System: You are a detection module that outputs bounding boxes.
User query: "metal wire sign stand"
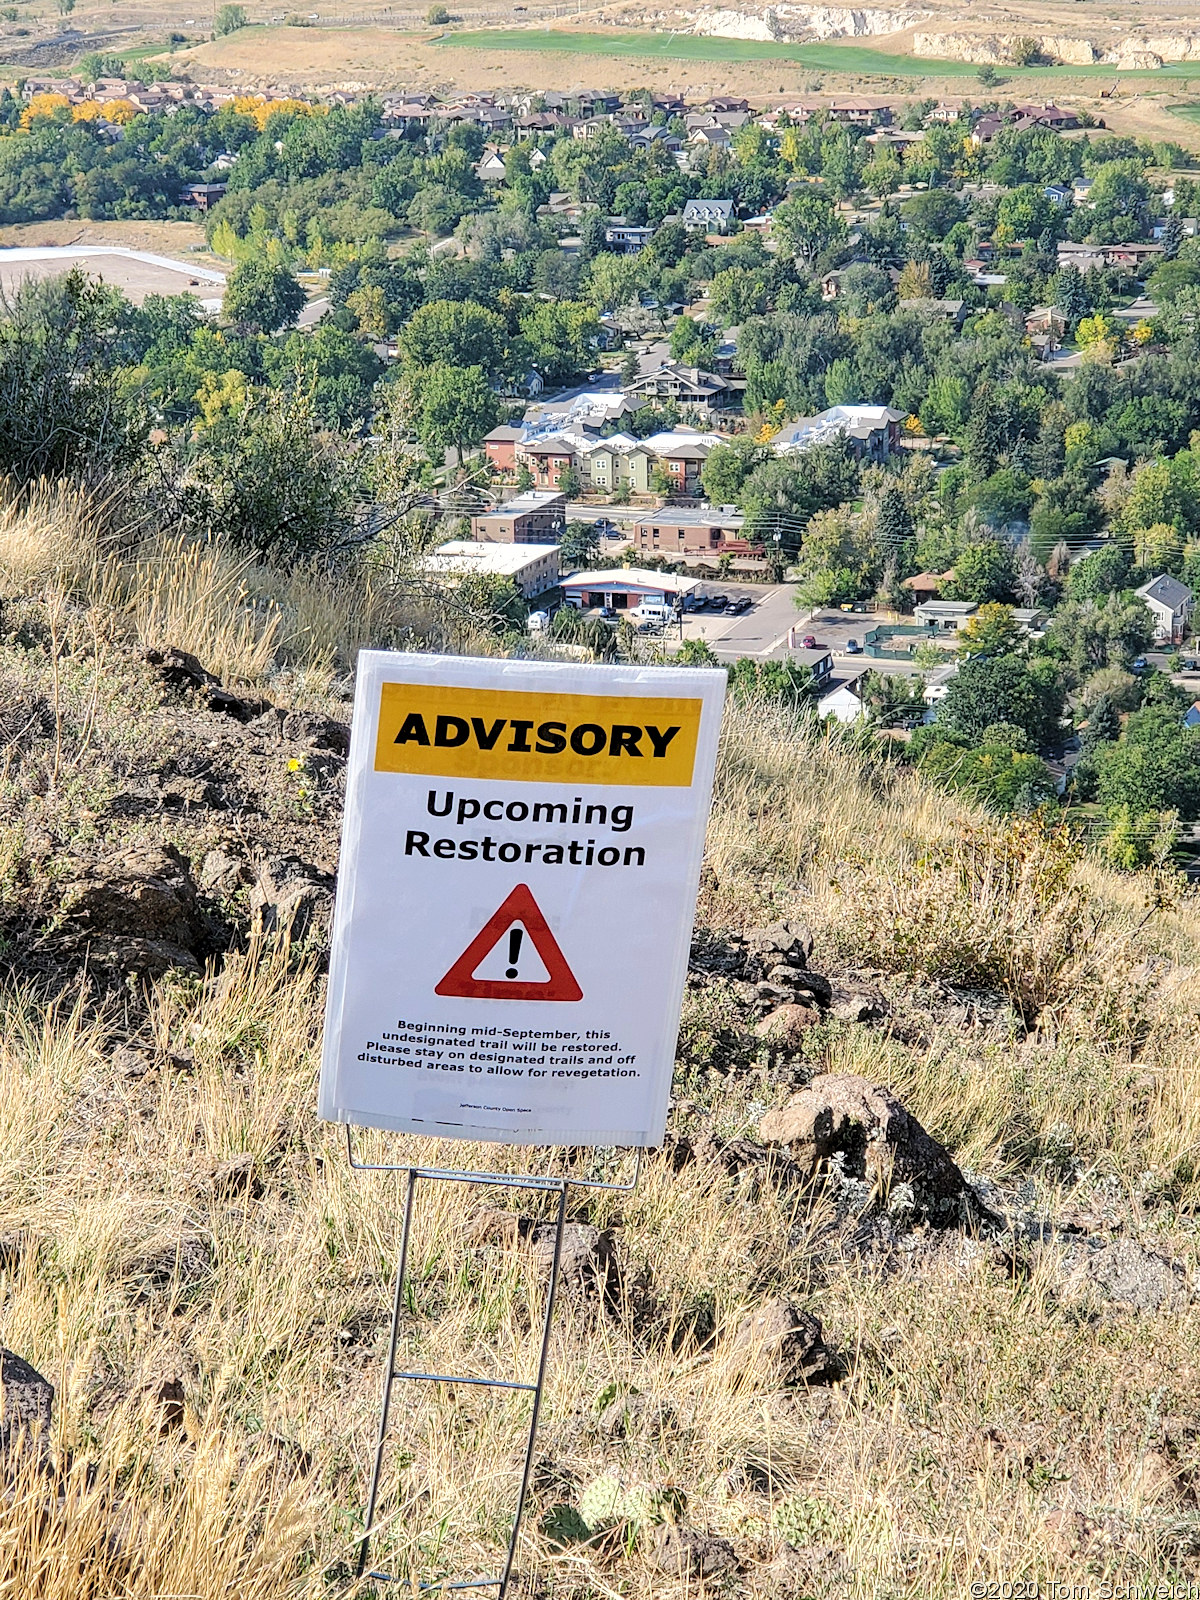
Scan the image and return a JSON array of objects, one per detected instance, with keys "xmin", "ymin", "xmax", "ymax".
[
  {"xmin": 346, "ymin": 1131, "xmax": 643, "ymax": 1593},
  {"xmin": 317, "ymin": 651, "xmax": 726, "ymax": 1597}
]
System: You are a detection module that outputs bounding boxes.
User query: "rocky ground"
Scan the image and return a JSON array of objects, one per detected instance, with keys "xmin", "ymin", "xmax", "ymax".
[{"xmin": 0, "ymin": 576, "xmax": 1198, "ymax": 1596}]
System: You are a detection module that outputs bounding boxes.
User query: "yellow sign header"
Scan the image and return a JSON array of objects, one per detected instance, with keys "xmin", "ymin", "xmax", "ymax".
[{"xmin": 374, "ymin": 682, "xmax": 702, "ymax": 787}]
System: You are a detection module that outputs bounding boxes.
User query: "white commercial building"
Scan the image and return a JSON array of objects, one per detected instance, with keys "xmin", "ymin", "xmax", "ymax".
[
  {"xmin": 423, "ymin": 541, "xmax": 561, "ymax": 599},
  {"xmin": 561, "ymin": 567, "xmax": 701, "ymax": 611},
  {"xmin": 914, "ymin": 600, "xmax": 978, "ymax": 633}
]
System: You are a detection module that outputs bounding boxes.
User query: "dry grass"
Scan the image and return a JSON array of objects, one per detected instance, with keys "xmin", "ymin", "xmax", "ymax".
[
  {"xmin": 0, "ymin": 496, "xmax": 1198, "ymax": 1595},
  {"xmin": 0, "ymin": 482, "xmax": 434, "ymax": 687}
]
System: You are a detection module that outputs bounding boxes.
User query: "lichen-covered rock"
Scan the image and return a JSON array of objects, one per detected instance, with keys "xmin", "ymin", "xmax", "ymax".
[{"xmin": 759, "ymin": 1073, "xmax": 982, "ymax": 1227}]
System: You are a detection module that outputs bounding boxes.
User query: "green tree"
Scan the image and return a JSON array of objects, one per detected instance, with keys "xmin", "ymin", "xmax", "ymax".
[
  {"xmin": 1067, "ymin": 545, "xmax": 1130, "ymax": 602},
  {"xmin": 1101, "ymin": 805, "xmax": 1180, "ymax": 870},
  {"xmin": 677, "ymin": 637, "xmax": 719, "ymax": 666},
  {"xmin": 945, "ymin": 540, "xmax": 1017, "ymax": 604},
  {"xmin": 874, "ymin": 486, "xmax": 913, "ymax": 556},
  {"xmin": 407, "ymin": 185, "xmax": 468, "ymax": 236},
  {"xmin": 404, "ymin": 362, "xmax": 499, "ymax": 462},
  {"xmin": 964, "ymin": 386, "xmax": 1004, "ymax": 481},
  {"xmin": 700, "ymin": 437, "xmax": 770, "ymax": 505},
  {"xmin": 772, "ymin": 192, "xmax": 847, "ymax": 270},
  {"xmin": 1094, "ymin": 705, "xmax": 1200, "ymax": 818},
  {"xmin": 182, "ymin": 384, "xmax": 362, "ymax": 559},
  {"xmin": 727, "ymin": 657, "xmax": 813, "ymax": 706},
  {"xmin": 557, "ymin": 464, "xmax": 582, "ymax": 499},
  {"xmin": 214, "ymin": 2, "xmax": 247, "ymax": 32},
  {"xmin": 709, "ymin": 266, "xmax": 770, "ymax": 324},
  {"xmin": 425, "ymin": 2, "xmax": 450, "ymax": 20},
  {"xmin": 560, "ymin": 520, "xmax": 602, "ymax": 569},
  {"xmin": 518, "ymin": 300, "xmax": 599, "ymax": 387},
  {"xmin": 223, "ymin": 259, "xmax": 305, "ymax": 332},
  {"xmin": 1045, "ymin": 595, "xmax": 1155, "ymax": 674},
  {"xmin": 919, "ymin": 735, "xmax": 1058, "ymax": 815},
  {"xmin": 793, "ymin": 505, "xmax": 877, "ymax": 605},
  {"xmin": 399, "ymin": 299, "xmax": 509, "ymax": 377},
  {"xmin": 0, "ymin": 269, "xmax": 147, "ymax": 482},
  {"xmin": 1080, "ymin": 693, "xmax": 1120, "ymax": 750},
  {"xmin": 937, "ymin": 653, "xmax": 1065, "ymax": 749},
  {"xmin": 586, "ymin": 252, "xmax": 645, "ymax": 314},
  {"xmin": 79, "ymin": 50, "xmax": 128, "ymax": 80},
  {"xmin": 1052, "ymin": 265, "xmax": 1088, "ymax": 323}
]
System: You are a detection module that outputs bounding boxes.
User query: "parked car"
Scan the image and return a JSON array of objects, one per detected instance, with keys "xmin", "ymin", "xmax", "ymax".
[
  {"xmin": 800, "ymin": 634, "xmax": 817, "ymax": 649},
  {"xmin": 1132, "ymin": 656, "xmax": 1148, "ymax": 672},
  {"xmin": 845, "ymin": 638, "xmax": 862, "ymax": 654},
  {"xmin": 708, "ymin": 594, "xmax": 729, "ymax": 611},
  {"xmin": 730, "ymin": 595, "xmax": 752, "ymax": 614}
]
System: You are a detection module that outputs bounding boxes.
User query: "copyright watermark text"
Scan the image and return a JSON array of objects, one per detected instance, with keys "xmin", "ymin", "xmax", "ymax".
[{"xmin": 970, "ymin": 1585, "xmax": 1200, "ymax": 1600}]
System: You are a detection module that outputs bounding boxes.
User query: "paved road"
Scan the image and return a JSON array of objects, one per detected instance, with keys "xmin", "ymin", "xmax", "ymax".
[
  {"xmin": 297, "ymin": 296, "xmax": 331, "ymax": 328},
  {"xmin": 686, "ymin": 583, "xmax": 799, "ymax": 660}
]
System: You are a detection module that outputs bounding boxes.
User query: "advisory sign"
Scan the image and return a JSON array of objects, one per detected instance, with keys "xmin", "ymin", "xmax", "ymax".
[{"xmin": 318, "ymin": 651, "xmax": 725, "ymax": 1148}]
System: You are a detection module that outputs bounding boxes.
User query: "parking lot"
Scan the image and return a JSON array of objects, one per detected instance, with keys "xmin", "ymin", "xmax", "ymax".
[
  {"xmin": 796, "ymin": 608, "xmax": 877, "ymax": 656},
  {"xmin": 679, "ymin": 583, "xmax": 790, "ymax": 653}
]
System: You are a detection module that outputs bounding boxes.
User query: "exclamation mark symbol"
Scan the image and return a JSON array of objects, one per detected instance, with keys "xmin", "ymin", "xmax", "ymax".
[{"xmin": 505, "ymin": 928, "xmax": 523, "ymax": 979}]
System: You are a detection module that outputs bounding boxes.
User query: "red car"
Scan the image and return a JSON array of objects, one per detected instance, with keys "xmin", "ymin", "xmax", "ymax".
[{"xmin": 800, "ymin": 635, "xmax": 817, "ymax": 649}]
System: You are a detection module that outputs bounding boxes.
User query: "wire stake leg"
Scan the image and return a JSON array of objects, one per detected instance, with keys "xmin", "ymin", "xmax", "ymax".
[
  {"xmin": 357, "ymin": 1167, "xmax": 418, "ymax": 1580},
  {"xmin": 499, "ymin": 1179, "xmax": 568, "ymax": 1595}
]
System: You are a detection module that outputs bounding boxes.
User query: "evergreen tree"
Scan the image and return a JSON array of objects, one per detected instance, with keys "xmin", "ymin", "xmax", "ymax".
[
  {"xmin": 1081, "ymin": 693, "xmax": 1120, "ymax": 749},
  {"xmin": 965, "ymin": 385, "xmax": 1003, "ymax": 481},
  {"xmin": 927, "ymin": 250, "xmax": 952, "ymax": 297},
  {"xmin": 1033, "ymin": 412, "xmax": 1066, "ymax": 480},
  {"xmin": 1163, "ymin": 211, "xmax": 1184, "ymax": 262},
  {"xmin": 875, "ymin": 485, "xmax": 914, "ymax": 553},
  {"xmin": 1037, "ymin": 226, "xmax": 1056, "ymax": 258},
  {"xmin": 1009, "ymin": 435, "xmax": 1035, "ymax": 478},
  {"xmin": 1052, "ymin": 265, "xmax": 1087, "ymax": 323}
]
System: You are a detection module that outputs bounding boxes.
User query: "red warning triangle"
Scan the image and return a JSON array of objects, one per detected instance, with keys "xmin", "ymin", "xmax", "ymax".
[{"xmin": 435, "ymin": 884, "xmax": 583, "ymax": 1002}]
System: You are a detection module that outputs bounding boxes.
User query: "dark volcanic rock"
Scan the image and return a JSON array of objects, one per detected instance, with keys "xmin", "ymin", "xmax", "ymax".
[
  {"xmin": 529, "ymin": 1222, "xmax": 622, "ymax": 1308},
  {"xmin": 650, "ymin": 1524, "xmax": 738, "ymax": 1579},
  {"xmin": 250, "ymin": 856, "xmax": 335, "ymax": 941},
  {"xmin": 0, "ymin": 1348, "xmax": 53, "ymax": 1459}
]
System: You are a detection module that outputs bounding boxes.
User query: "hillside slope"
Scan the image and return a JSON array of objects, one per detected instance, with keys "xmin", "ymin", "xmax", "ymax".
[{"xmin": 0, "ymin": 493, "xmax": 1198, "ymax": 1597}]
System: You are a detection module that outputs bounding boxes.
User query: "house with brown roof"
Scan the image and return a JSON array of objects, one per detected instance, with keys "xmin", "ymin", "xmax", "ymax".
[{"xmin": 625, "ymin": 362, "xmax": 731, "ymax": 412}]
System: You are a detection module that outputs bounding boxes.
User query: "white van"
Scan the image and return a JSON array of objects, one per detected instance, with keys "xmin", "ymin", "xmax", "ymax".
[{"xmin": 629, "ymin": 602, "xmax": 675, "ymax": 627}]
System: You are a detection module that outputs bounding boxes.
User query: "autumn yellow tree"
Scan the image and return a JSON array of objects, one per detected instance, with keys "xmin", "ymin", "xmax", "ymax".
[
  {"xmin": 19, "ymin": 93, "xmax": 70, "ymax": 128},
  {"xmin": 232, "ymin": 94, "xmax": 325, "ymax": 131}
]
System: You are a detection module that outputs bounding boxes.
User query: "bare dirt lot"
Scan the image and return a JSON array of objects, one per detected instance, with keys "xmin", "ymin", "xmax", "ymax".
[
  {"xmin": 0, "ymin": 243, "xmax": 226, "ymax": 305},
  {"xmin": 0, "ymin": 219, "xmax": 209, "ymax": 254}
]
